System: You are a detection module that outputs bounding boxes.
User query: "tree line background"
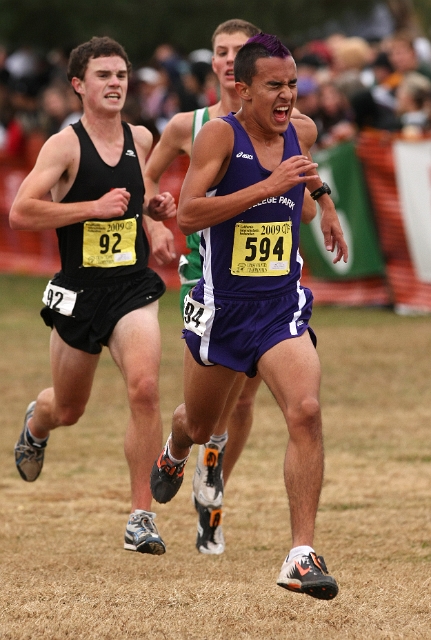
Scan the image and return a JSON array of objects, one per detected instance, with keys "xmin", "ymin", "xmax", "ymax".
[{"xmin": 0, "ymin": 0, "xmax": 430, "ymax": 64}]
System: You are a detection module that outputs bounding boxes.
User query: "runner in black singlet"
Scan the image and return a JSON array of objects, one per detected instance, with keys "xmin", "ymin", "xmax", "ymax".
[{"xmin": 10, "ymin": 36, "xmax": 176, "ymax": 556}]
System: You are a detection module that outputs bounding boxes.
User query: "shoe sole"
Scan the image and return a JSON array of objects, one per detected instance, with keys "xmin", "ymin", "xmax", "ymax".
[
  {"xmin": 124, "ymin": 540, "xmax": 166, "ymax": 555},
  {"xmin": 15, "ymin": 464, "xmax": 41, "ymax": 483},
  {"xmin": 197, "ymin": 543, "xmax": 225, "ymax": 555},
  {"xmin": 277, "ymin": 579, "xmax": 338, "ymax": 600}
]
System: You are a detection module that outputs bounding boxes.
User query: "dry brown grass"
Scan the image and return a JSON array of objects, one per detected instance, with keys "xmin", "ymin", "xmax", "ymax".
[{"xmin": 1, "ymin": 274, "xmax": 431, "ymax": 639}]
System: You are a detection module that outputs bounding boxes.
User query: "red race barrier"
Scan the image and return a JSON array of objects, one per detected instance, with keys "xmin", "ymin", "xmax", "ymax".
[
  {"xmin": 357, "ymin": 130, "xmax": 431, "ymax": 313},
  {"xmin": 2, "ymin": 130, "xmax": 431, "ymax": 313}
]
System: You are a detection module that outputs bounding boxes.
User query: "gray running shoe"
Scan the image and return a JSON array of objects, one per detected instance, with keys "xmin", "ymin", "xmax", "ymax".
[
  {"xmin": 192, "ymin": 443, "xmax": 224, "ymax": 508},
  {"xmin": 14, "ymin": 401, "xmax": 48, "ymax": 482},
  {"xmin": 194, "ymin": 498, "xmax": 225, "ymax": 555},
  {"xmin": 124, "ymin": 510, "xmax": 166, "ymax": 555}
]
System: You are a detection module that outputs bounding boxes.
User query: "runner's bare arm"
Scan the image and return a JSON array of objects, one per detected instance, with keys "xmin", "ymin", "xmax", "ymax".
[
  {"xmin": 144, "ymin": 111, "xmax": 194, "ymax": 199},
  {"xmin": 141, "ymin": 116, "xmax": 194, "ymax": 264},
  {"xmin": 294, "ymin": 114, "xmax": 348, "ymax": 263},
  {"xmin": 132, "ymin": 124, "xmax": 177, "ymax": 225},
  {"xmin": 9, "ymin": 128, "xmax": 130, "ymax": 230}
]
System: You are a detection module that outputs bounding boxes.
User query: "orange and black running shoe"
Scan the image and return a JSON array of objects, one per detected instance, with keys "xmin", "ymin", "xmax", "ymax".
[
  {"xmin": 150, "ymin": 445, "xmax": 188, "ymax": 504},
  {"xmin": 277, "ymin": 552, "xmax": 339, "ymax": 600}
]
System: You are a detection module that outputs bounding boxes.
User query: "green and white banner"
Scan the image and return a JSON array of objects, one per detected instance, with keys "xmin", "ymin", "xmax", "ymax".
[
  {"xmin": 393, "ymin": 140, "xmax": 431, "ymax": 284},
  {"xmin": 300, "ymin": 141, "xmax": 385, "ymax": 279}
]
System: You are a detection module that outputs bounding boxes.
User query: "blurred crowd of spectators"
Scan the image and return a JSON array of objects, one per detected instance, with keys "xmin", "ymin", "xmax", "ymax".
[
  {"xmin": 0, "ymin": 27, "xmax": 430, "ymax": 166},
  {"xmin": 293, "ymin": 30, "xmax": 431, "ymax": 148}
]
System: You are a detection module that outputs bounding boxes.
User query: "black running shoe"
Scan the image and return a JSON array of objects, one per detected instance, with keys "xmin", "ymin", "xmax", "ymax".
[
  {"xmin": 194, "ymin": 498, "xmax": 225, "ymax": 555},
  {"xmin": 150, "ymin": 446, "xmax": 188, "ymax": 504},
  {"xmin": 277, "ymin": 552, "xmax": 339, "ymax": 600}
]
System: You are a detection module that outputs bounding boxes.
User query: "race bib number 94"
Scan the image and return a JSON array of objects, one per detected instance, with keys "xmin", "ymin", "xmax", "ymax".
[
  {"xmin": 183, "ymin": 294, "xmax": 214, "ymax": 337},
  {"xmin": 231, "ymin": 221, "xmax": 292, "ymax": 276},
  {"xmin": 82, "ymin": 219, "xmax": 137, "ymax": 267}
]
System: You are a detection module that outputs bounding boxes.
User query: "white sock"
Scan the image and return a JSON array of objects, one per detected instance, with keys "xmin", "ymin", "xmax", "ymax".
[
  {"xmin": 209, "ymin": 432, "xmax": 228, "ymax": 449},
  {"xmin": 166, "ymin": 436, "xmax": 190, "ymax": 465},
  {"xmin": 133, "ymin": 509, "xmax": 155, "ymax": 517},
  {"xmin": 287, "ymin": 545, "xmax": 315, "ymax": 562},
  {"xmin": 27, "ymin": 426, "xmax": 48, "ymax": 445}
]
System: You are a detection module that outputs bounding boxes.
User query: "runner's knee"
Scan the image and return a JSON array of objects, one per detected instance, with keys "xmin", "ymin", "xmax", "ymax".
[
  {"xmin": 127, "ymin": 375, "xmax": 160, "ymax": 414},
  {"xmin": 55, "ymin": 403, "xmax": 86, "ymax": 426},
  {"xmin": 287, "ymin": 396, "xmax": 321, "ymax": 436}
]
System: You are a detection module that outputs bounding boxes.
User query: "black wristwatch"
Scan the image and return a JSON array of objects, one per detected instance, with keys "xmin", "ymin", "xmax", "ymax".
[{"xmin": 310, "ymin": 182, "xmax": 331, "ymax": 200}]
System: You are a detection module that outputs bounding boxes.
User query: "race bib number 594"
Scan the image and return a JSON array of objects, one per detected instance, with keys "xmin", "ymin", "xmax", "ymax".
[{"xmin": 231, "ymin": 221, "xmax": 292, "ymax": 276}]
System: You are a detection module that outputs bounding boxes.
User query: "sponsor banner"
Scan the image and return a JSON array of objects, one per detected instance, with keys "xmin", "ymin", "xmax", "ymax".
[
  {"xmin": 393, "ymin": 140, "xmax": 431, "ymax": 284},
  {"xmin": 300, "ymin": 141, "xmax": 385, "ymax": 280}
]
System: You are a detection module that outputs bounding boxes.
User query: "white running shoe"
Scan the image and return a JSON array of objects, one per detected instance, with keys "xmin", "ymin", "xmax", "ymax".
[
  {"xmin": 194, "ymin": 499, "xmax": 225, "ymax": 555},
  {"xmin": 192, "ymin": 443, "xmax": 224, "ymax": 508}
]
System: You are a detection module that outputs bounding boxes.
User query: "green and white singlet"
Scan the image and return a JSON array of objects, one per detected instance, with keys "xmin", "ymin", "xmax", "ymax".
[{"xmin": 178, "ymin": 107, "xmax": 210, "ymax": 310}]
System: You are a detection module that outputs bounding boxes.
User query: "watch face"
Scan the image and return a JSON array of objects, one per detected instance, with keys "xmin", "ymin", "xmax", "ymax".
[{"xmin": 311, "ymin": 183, "xmax": 331, "ymax": 199}]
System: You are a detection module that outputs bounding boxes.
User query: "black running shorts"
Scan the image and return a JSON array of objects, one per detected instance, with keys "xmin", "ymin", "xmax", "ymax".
[{"xmin": 40, "ymin": 268, "xmax": 165, "ymax": 354}]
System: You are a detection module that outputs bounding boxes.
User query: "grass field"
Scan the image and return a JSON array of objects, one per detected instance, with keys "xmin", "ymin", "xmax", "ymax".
[{"xmin": 0, "ymin": 273, "xmax": 430, "ymax": 639}]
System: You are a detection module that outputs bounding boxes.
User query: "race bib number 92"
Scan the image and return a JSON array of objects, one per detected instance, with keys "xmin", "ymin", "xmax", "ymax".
[
  {"xmin": 82, "ymin": 219, "xmax": 137, "ymax": 267},
  {"xmin": 42, "ymin": 281, "xmax": 77, "ymax": 317}
]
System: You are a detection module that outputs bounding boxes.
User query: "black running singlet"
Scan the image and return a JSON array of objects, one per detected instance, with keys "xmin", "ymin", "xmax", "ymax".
[{"xmin": 57, "ymin": 120, "xmax": 149, "ymax": 281}]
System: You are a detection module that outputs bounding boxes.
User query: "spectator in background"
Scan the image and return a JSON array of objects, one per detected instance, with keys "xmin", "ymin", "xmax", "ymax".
[
  {"xmin": 330, "ymin": 36, "xmax": 374, "ymax": 99},
  {"xmin": 136, "ymin": 67, "xmax": 165, "ymax": 120},
  {"xmin": 151, "ymin": 43, "xmax": 183, "ymax": 87},
  {"xmin": 0, "ymin": 80, "xmax": 25, "ymax": 160},
  {"xmin": 189, "ymin": 48, "xmax": 218, "ymax": 105},
  {"xmin": 150, "ymin": 43, "xmax": 195, "ymax": 115},
  {"xmin": 136, "ymin": 65, "xmax": 179, "ymax": 134},
  {"xmin": 314, "ymin": 81, "xmax": 357, "ymax": 149},
  {"xmin": 59, "ymin": 86, "xmax": 82, "ymax": 130},
  {"xmin": 39, "ymin": 83, "xmax": 71, "ymax": 137},
  {"xmin": 46, "ymin": 47, "xmax": 72, "ymax": 84},
  {"xmin": 349, "ymin": 50, "xmax": 400, "ymax": 131},
  {"xmin": 385, "ymin": 31, "xmax": 431, "ymax": 83},
  {"xmin": 395, "ymin": 71, "xmax": 431, "ymax": 136},
  {"xmin": 5, "ymin": 46, "xmax": 39, "ymax": 80},
  {"xmin": 295, "ymin": 76, "xmax": 319, "ymax": 121},
  {"xmin": 9, "ymin": 75, "xmax": 43, "ymax": 136},
  {"xmin": 184, "ymin": 61, "xmax": 217, "ymax": 108},
  {"xmin": 0, "ymin": 45, "xmax": 10, "ymax": 86}
]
